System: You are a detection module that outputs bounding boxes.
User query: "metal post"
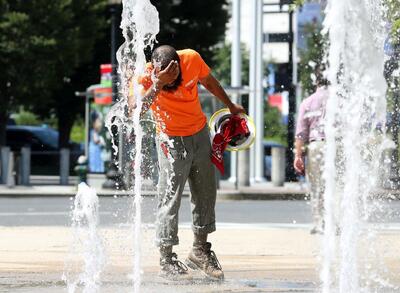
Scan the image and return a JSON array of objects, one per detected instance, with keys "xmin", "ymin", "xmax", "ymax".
[
  {"xmin": 60, "ymin": 148, "xmax": 70, "ymax": 185},
  {"xmin": 19, "ymin": 147, "xmax": 30, "ymax": 186},
  {"xmin": 1, "ymin": 147, "xmax": 10, "ymax": 184},
  {"xmin": 103, "ymin": 1, "xmax": 124, "ymax": 190},
  {"xmin": 293, "ymin": 10, "xmax": 302, "ymax": 116},
  {"xmin": 254, "ymin": 0, "xmax": 265, "ymax": 182},
  {"xmin": 249, "ymin": 0, "xmax": 258, "ymax": 183},
  {"xmin": 111, "ymin": 2, "xmax": 124, "ymax": 175},
  {"xmin": 229, "ymin": 0, "xmax": 241, "ymax": 186},
  {"xmin": 6, "ymin": 150, "xmax": 15, "ymax": 187},
  {"xmin": 286, "ymin": 10, "xmax": 297, "ymax": 181},
  {"xmin": 271, "ymin": 146, "xmax": 286, "ymax": 186},
  {"xmin": 110, "ymin": 3, "xmax": 119, "ymax": 102},
  {"xmin": 238, "ymin": 150, "xmax": 250, "ymax": 186},
  {"xmin": 84, "ymin": 95, "xmax": 90, "ymax": 159}
]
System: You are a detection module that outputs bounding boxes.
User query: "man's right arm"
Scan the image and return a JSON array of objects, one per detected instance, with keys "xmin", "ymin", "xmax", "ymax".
[
  {"xmin": 293, "ymin": 101, "xmax": 308, "ymax": 175},
  {"xmin": 293, "ymin": 138, "xmax": 306, "ymax": 175},
  {"xmin": 129, "ymin": 60, "xmax": 179, "ymax": 116},
  {"xmin": 140, "ymin": 84, "xmax": 162, "ymax": 115},
  {"xmin": 127, "ymin": 84, "xmax": 161, "ymax": 117}
]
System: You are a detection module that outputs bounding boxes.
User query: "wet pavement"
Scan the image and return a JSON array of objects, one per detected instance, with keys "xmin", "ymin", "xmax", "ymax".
[
  {"xmin": 1, "ymin": 193, "xmax": 400, "ymax": 292},
  {"xmin": 0, "ymin": 225, "xmax": 400, "ymax": 293}
]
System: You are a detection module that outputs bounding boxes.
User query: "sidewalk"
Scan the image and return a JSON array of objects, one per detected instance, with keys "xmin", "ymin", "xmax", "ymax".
[
  {"xmin": 0, "ymin": 174, "xmax": 308, "ymax": 199},
  {"xmin": 0, "ymin": 225, "xmax": 399, "ymax": 292},
  {"xmin": 2, "ymin": 176, "xmax": 400, "ymax": 200}
]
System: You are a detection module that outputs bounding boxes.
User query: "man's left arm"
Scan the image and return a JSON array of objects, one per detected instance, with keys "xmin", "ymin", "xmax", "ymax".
[{"xmin": 199, "ymin": 73, "xmax": 245, "ymax": 115}]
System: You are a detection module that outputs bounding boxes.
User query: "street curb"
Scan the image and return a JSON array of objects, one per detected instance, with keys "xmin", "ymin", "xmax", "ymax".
[
  {"xmin": 1, "ymin": 185, "xmax": 399, "ymax": 200},
  {"xmin": 0, "ymin": 185, "xmax": 308, "ymax": 200},
  {"xmin": 217, "ymin": 191, "xmax": 308, "ymax": 200}
]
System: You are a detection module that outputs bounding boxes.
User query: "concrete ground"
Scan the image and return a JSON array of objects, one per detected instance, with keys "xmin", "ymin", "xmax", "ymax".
[
  {"xmin": 1, "ymin": 175, "xmax": 400, "ymax": 292},
  {"xmin": 1, "ymin": 225, "xmax": 400, "ymax": 293}
]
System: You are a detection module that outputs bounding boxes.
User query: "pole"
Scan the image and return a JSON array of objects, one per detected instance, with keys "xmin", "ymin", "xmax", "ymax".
[
  {"xmin": 60, "ymin": 148, "xmax": 70, "ymax": 185},
  {"xmin": 84, "ymin": 95, "xmax": 90, "ymax": 159},
  {"xmin": 292, "ymin": 10, "xmax": 301, "ymax": 115},
  {"xmin": 254, "ymin": 0, "xmax": 265, "ymax": 182},
  {"xmin": 6, "ymin": 151, "xmax": 14, "ymax": 187},
  {"xmin": 112, "ymin": 3, "xmax": 124, "ymax": 182},
  {"xmin": 249, "ymin": 0, "xmax": 258, "ymax": 183},
  {"xmin": 103, "ymin": 2, "xmax": 124, "ymax": 189},
  {"xmin": 110, "ymin": 4, "xmax": 118, "ymax": 102},
  {"xmin": 1, "ymin": 147, "xmax": 10, "ymax": 184},
  {"xmin": 19, "ymin": 147, "xmax": 30, "ymax": 186},
  {"xmin": 286, "ymin": 10, "xmax": 297, "ymax": 181},
  {"xmin": 229, "ymin": 0, "xmax": 241, "ymax": 186}
]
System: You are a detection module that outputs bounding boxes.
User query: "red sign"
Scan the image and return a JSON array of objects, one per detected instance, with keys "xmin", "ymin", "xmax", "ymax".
[
  {"xmin": 94, "ymin": 87, "xmax": 112, "ymax": 105},
  {"xmin": 268, "ymin": 94, "xmax": 283, "ymax": 111},
  {"xmin": 100, "ymin": 64, "xmax": 112, "ymax": 88}
]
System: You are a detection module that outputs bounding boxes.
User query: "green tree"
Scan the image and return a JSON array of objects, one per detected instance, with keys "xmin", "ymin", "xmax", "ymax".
[
  {"xmin": 211, "ymin": 42, "xmax": 250, "ymax": 86},
  {"xmin": 151, "ymin": 0, "xmax": 229, "ymax": 66},
  {"xmin": 211, "ymin": 42, "xmax": 287, "ymax": 143},
  {"xmin": 29, "ymin": 0, "xmax": 109, "ymax": 148},
  {"xmin": 264, "ymin": 104, "xmax": 287, "ymax": 145},
  {"xmin": 1, "ymin": 0, "xmax": 229, "ymax": 147},
  {"xmin": 298, "ymin": 22, "xmax": 326, "ymax": 97},
  {"xmin": 0, "ymin": 0, "xmax": 108, "ymax": 147},
  {"xmin": 386, "ymin": 0, "xmax": 400, "ymax": 40}
]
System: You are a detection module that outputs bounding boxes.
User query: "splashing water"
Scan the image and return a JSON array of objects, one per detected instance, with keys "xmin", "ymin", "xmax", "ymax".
[
  {"xmin": 63, "ymin": 183, "xmax": 105, "ymax": 293},
  {"xmin": 321, "ymin": 0, "xmax": 397, "ymax": 292},
  {"xmin": 105, "ymin": 0, "xmax": 159, "ymax": 292}
]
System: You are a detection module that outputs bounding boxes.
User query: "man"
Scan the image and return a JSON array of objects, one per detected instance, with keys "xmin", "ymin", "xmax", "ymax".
[
  {"xmin": 135, "ymin": 45, "xmax": 245, "ymax": 280},
  {"xmin": 294, "ymin": 80, "xmax": 328, "ymax": 235}
]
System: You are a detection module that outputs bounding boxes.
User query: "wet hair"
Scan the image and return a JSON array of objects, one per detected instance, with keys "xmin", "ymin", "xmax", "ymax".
[{"xmin": 151, "ymin": 45, "xmax": 182, "ymax": 91}]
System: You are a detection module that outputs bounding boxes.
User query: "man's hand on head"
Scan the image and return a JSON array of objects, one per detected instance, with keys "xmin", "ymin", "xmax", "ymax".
[{"xmin": 154, "ymin": 60, "xmax": 179, "ymax": 89}]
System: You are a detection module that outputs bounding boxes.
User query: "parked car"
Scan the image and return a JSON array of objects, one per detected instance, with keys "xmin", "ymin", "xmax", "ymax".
[{"xmin": 6, "ymin": 125, "xmax": 83, "ymax": 175}]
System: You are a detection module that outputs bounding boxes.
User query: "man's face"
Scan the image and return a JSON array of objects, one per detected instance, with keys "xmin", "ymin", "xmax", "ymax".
[{"xmin": 153, "ymin": 59, "xmax": 182, "ymax": 91}]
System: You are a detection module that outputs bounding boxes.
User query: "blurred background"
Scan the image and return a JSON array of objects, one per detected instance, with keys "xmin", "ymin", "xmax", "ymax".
[{"xmin": 0, "ymin": 0, "xmax": 399, "ymax": 190}]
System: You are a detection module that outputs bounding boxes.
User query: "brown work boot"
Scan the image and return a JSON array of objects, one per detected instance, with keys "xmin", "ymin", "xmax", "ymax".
[
  {"xmin": 159, "ymin": 252, "xmax": 192, "ymax": 281},
  {"xmin": 186, "ymin": 242, "xmax": 224, "ymax": 280}
]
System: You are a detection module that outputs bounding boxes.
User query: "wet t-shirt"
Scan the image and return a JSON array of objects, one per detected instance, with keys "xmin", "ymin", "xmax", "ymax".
[{"xmin": 140, "ymin": 49, "xmax": 211, "ymax": 136}]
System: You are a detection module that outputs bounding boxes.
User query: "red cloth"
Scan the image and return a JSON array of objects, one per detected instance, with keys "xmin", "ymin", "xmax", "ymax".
[{"xmin": 211, "ymin": 115, "xmax": 250, "ymax": 174}]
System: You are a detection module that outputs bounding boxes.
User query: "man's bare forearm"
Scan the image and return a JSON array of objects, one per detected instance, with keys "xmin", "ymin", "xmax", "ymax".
[
  {"xmin": 127, "ymin": 84, "xmax": 161, "ymax": 118},
  {"xmin": 295, "ymin": 138, "xmax": 306, "ymax": 158},
  {"xmin": 200, "ymin": 74, "xmax": 234, "ymax": 108},
  {"xmin": 140, "ymin": 85, "xmax": 161, "ymax": 115}
]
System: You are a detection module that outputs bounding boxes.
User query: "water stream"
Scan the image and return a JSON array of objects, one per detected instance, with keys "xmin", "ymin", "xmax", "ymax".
[
  {"xmin": 322, "ymin": 0, "xmax": 395, "ymax": 292},
  {"xmin": 105, "ymin": 0, "xmax": 159, "ymax": 292},
  {"xmin": 63, "ymin": 183, "xmax": 105, "ymax": 293},
  {"xmin": 61, "ymin": 1, "xmax": 400, "ymax": 292}
]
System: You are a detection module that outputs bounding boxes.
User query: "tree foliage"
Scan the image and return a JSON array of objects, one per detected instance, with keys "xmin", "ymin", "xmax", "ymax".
[
  {"xmin": 0, "ymin": 0, "xmax": 229, "ymax": 147},
  {"xmin": 151, "ymin": 0, "xmax": 229, "ymax": 66},
  {"xmin": 298, "ymin": 22, "xmax": 325, "ymax": 97},
  {"xmin": 264, "ymin": 103, "xmax": 287, "ymax": 145},
  {"xmin": 0, "ymin": 0, "xmax": 108, "ymax": 146},
  {"xmin": 386, "ymin": 0, "xmax": 400, "ymax": 40},
  {"xmin": 211, "ymin": 42, "xmax": 250, "ymax": 86}
]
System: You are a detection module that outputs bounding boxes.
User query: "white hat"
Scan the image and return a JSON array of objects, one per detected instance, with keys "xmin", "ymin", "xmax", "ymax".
[{"xmin": 209, "ymin": 108, "xmax": 256, "ymax": 151}]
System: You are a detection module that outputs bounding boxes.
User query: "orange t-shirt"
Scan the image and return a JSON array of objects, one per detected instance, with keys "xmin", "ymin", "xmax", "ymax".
[{"xmin": 141, "ymin": 49, "xmax": 211, "ymax": 136}]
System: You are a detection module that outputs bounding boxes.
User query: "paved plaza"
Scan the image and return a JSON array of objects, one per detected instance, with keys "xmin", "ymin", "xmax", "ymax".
[
  {"xmin": 1, "ymin": 187, "xmax": 400, "ymax": 292},
  {"xmin": 1, "ymin": 223, "xmax": 400, "ymax": 292}
]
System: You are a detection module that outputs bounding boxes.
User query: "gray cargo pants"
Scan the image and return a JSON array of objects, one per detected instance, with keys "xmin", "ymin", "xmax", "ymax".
[{"xmin": 155, "ymin": 126, "xmax": 217, "ymax": 247}]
